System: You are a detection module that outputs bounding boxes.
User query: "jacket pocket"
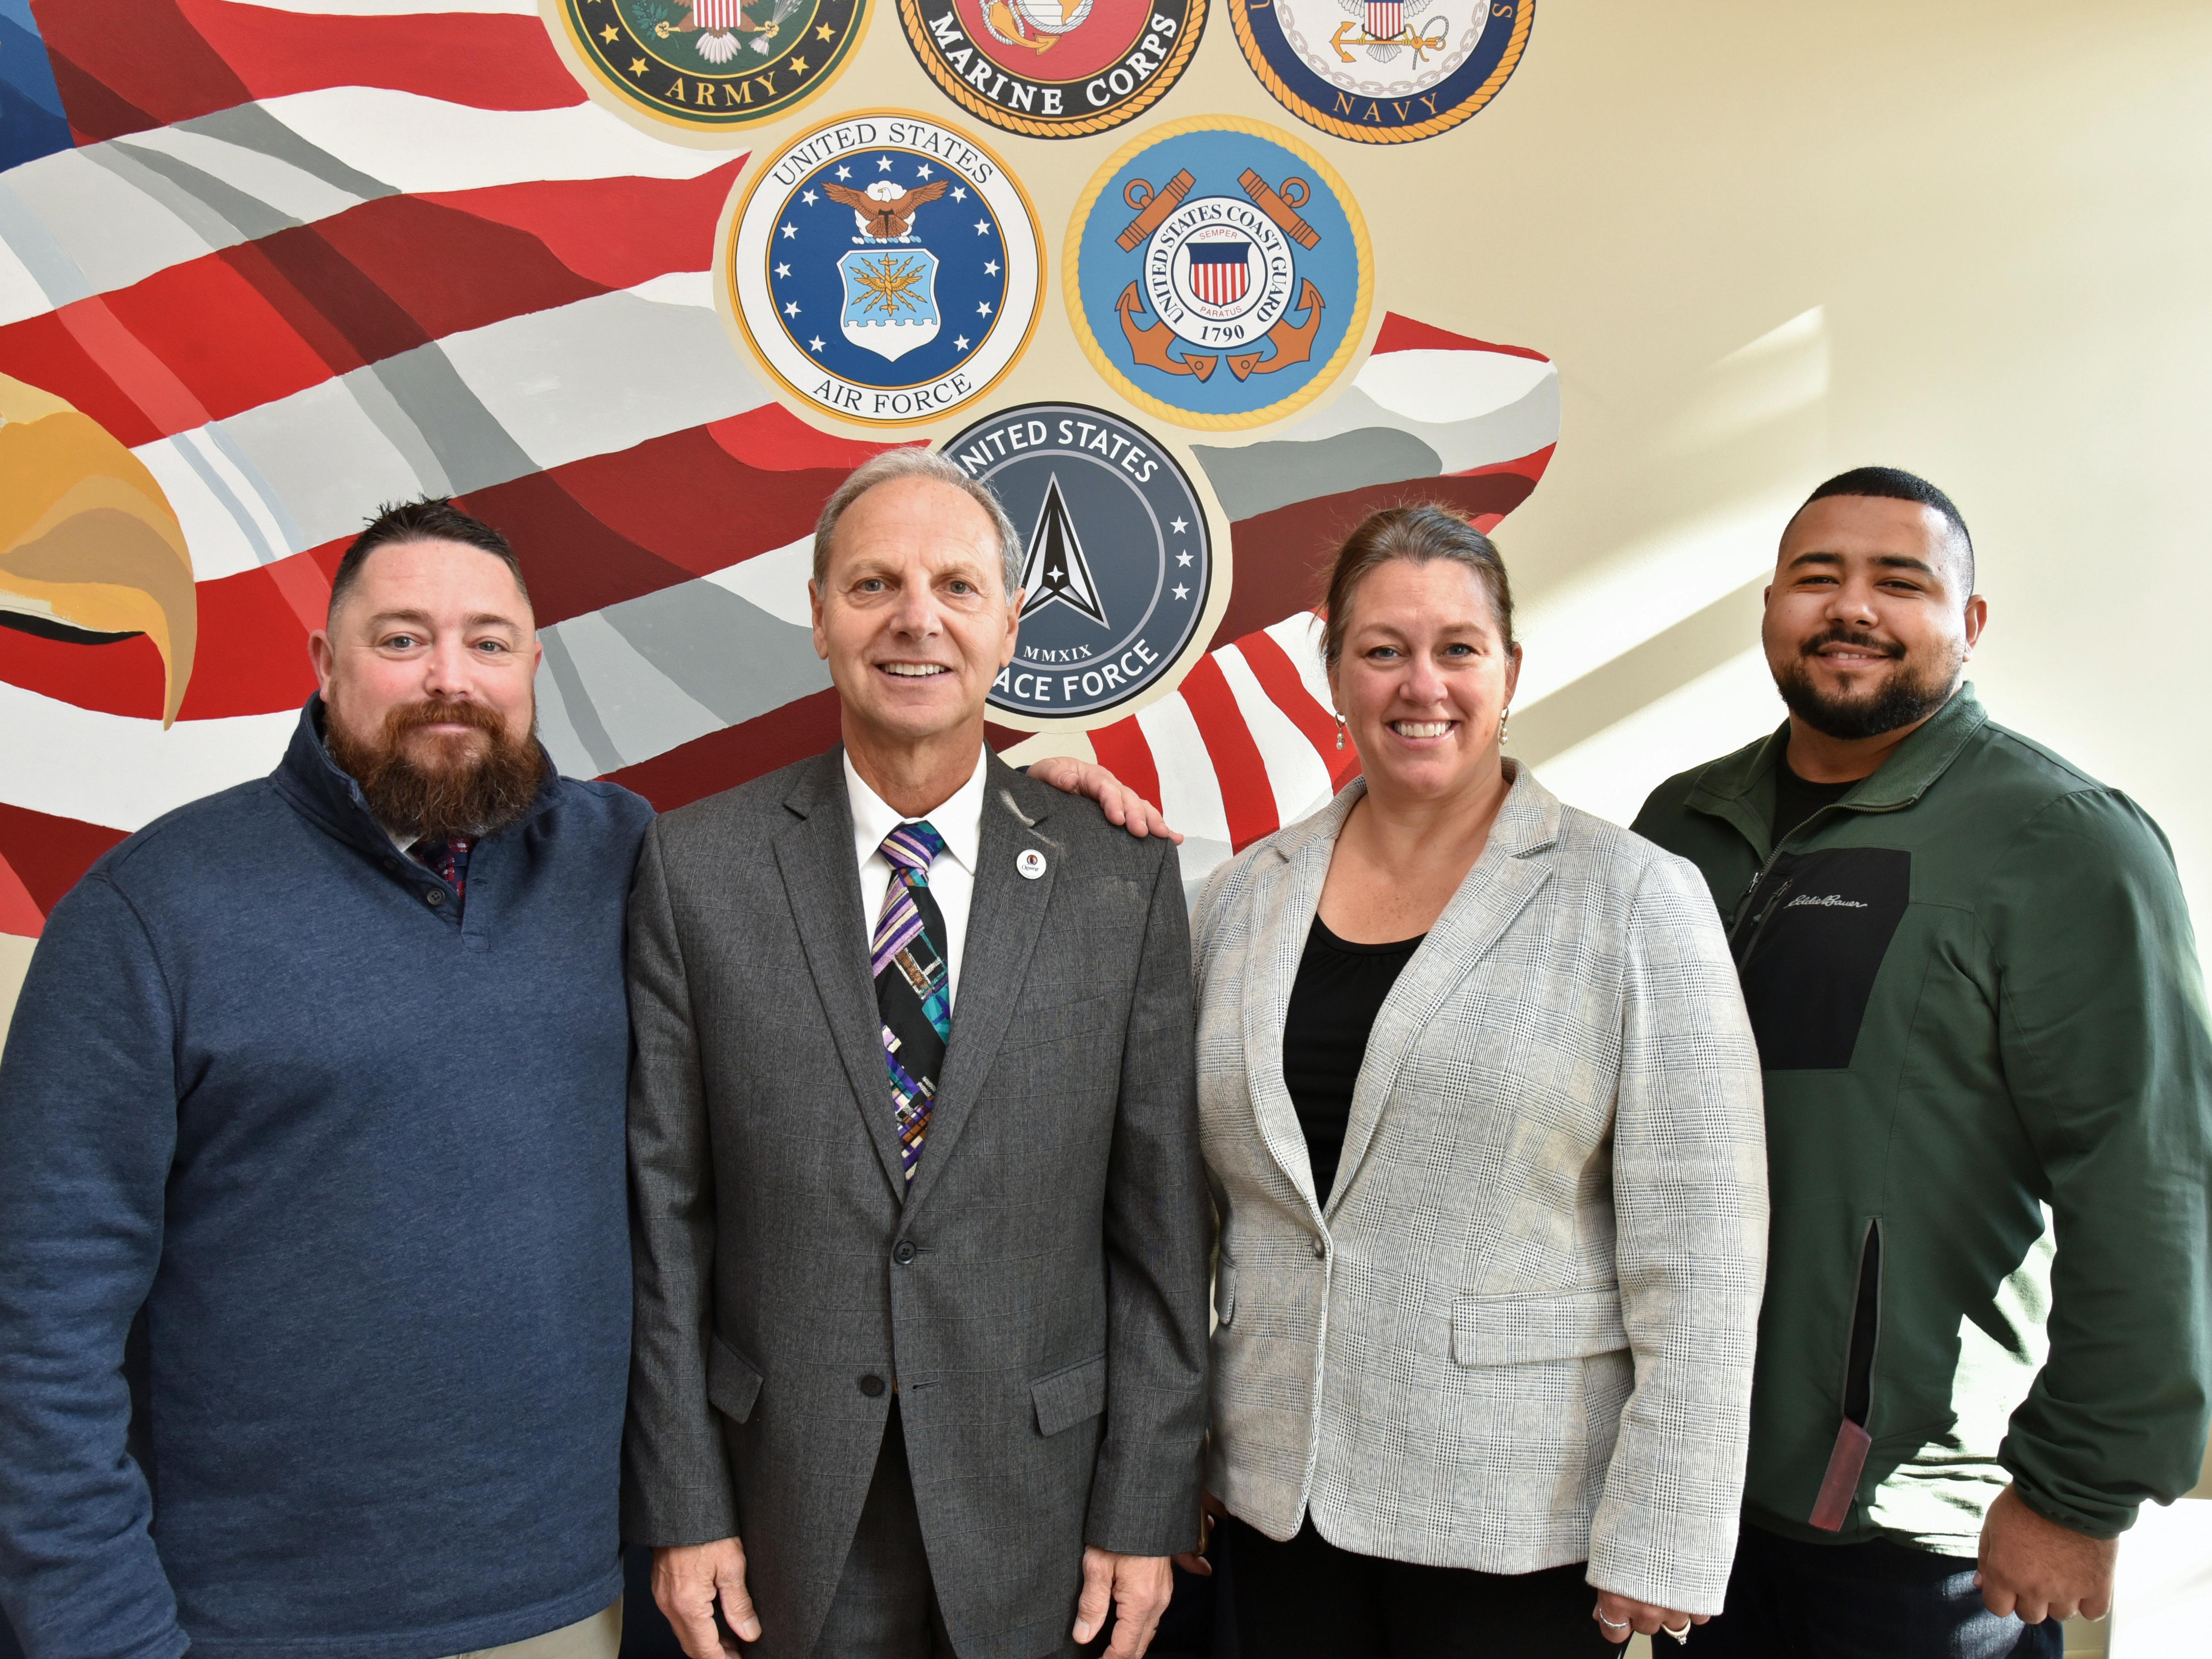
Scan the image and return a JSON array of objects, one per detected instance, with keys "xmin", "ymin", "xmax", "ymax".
[
  {"xmin": 1000, "ymin": 995, "xmax": 1114, "ymax": 1053},
  {"xmin": 707, "ymin": 1333, "xmax": 765, "ymax": 1425},
  {"xmin": 1031, "ymin": 1352, "xmax": 1109, "ymax": 1437},
  {"xmin": 1451, "ymin": 1287, "xmax": 1627, "ymax": 1366}
]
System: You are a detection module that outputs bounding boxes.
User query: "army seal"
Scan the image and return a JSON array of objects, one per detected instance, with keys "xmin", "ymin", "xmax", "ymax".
[{"xmin": 545, "ymin": 0, "xmax": 868, "ymax": 134}]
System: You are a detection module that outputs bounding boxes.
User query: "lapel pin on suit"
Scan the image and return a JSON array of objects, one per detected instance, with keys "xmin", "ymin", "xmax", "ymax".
[{"xmin": 1017, "ymin": 848, "xmax": 1047, "ymax": 880}]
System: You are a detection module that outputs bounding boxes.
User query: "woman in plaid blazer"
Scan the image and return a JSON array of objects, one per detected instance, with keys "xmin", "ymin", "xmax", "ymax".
[{"xmin": 1189, "ymin": 506, "xmax": 1768, "ymax": 1656}]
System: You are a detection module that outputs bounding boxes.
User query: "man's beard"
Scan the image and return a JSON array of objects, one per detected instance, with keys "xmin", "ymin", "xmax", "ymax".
[
  {"xmin": 325, "ymin": 697, "xmax": 544, "ymax": 842},
  {"xmin": 1773, "ymin": 627, "xmax": 1960, "ymax": 741}
]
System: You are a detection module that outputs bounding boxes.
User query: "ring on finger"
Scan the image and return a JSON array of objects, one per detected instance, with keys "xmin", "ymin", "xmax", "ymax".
[
  {"xmin": 1663, "ymin": 1621, "xmax": 1692, "ymax": 1645},
  {"xmin": 1595, "ymin": 1611, "xmax": 1631, "ymax": 1630}
]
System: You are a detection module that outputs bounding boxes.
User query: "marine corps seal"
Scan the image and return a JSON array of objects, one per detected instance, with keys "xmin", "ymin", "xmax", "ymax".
[
  {"xmin": 723, "ymin": 112, "xmax": 1044, "ymax": 426},
  {"xmin": 897, "ymin": 0, "xmax": 1206, "ymax": 138},
  {"xmin": 941, "ymin": 404, "xmax": 1213, "ymax": 722},
  {"xmin": 1227, "ymin": 0, "xmax": 1533, "ymax": 142},
  {"xmin": 1065, "ymin": 115, "xmax": 1371, "ymax": 430},
  {"xmin": 544, "ymin": 0, "xmax": 867, "ymax": 133}
]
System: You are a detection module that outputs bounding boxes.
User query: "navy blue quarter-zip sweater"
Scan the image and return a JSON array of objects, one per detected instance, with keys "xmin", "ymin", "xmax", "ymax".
[{"xmin": 0, "ymin": 700, "xmax": 654, "ymax": 1659}]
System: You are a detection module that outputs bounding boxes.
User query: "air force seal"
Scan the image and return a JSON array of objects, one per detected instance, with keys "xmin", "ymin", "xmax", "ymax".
[
  {"xmin": 1066, "ymin": 116, "xmax": 1371, "ymax": 430},
  {"xmin": 942, "ymin": 404, "xmax": 1213, "ymax": 722},
  {"xmin": 545, "ymin": 0, "xmax": 866, "ymax": 132},
  {"xmin": 1228, "ymin": 0, "xmax": 1532, "ymax": 142},
  {"xmin": 723, "ymin": 112, "xmax": 1044, "ymax": 425},
  {"xmin": 897, "ymin": 0, "xmax": 1206, "ymax": 138}
]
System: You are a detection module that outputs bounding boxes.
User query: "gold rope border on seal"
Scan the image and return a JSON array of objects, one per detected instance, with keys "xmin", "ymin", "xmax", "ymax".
[
  {"xmin": 1063, "ymin": 112, "xmax": 1374, "ymax": 433},
  {"xmin": 896, "ymin": 0, "xmax": 1208, "ymax": 139},
  {"xmin": 1228, "ymin": 0, "xmax": 1534, "ymax": 145},
  {"xmin": 713, "ymin": 107, "xmax": 1049, "ymax": 428},
  {"xmin": 538, "ymin": 0, "xmax": 875, "ymax": 145}
]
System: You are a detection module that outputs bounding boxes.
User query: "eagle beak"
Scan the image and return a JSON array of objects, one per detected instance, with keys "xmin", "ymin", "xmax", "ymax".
[{"xmin": 0, "ymin": 373, "xmax": 197, "ymax": 727}]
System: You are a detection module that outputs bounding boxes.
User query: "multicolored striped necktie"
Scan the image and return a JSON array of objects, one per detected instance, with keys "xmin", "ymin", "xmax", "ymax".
[{"xmin": 872, "ymin": 822, "xmax": 952, "ymax": 1186}]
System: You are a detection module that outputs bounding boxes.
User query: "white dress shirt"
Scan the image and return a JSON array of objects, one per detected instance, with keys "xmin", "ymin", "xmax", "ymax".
[{"xmin": 846, "ymin": 749, "xmax": 987, "ymax": 1011}]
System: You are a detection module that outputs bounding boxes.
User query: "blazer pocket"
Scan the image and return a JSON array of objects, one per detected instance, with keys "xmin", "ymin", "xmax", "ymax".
[
  {"xmin": 707, "ymin": 1333, "xmax": 765, "ymax": 1424},
  {"xmin": 1451, "ymin": 1287, "xmax": 1628, "ymax": 1367},
  {"xmin": 1001, "ymin": 996, "xmax": 1114, "ymax": 1053},
  {"xmin": 1031, "ymin": 1352, "xmax": 1109, "ymax": 1437}
]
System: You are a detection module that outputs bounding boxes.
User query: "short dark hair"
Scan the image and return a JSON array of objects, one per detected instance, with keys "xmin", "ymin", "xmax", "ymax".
[
  {"xmin": 1319, "ymin": 504, "xmax": 1515, "ymax": 670},
  {"xmin": 1797, "ymin": 466, "xmax": 1975, "ymax": 594},
  {"xmin": 328, "ymin": 499, "xmax": 529, "ymax": 619}
]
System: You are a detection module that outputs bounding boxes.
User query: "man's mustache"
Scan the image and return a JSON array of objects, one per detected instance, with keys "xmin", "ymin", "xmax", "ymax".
[
  {"xmin": 1798, "ymin": 627, "xmax": 1905, "ymax": 661},
  {"xmin": 386, "ymin": 698, "xmax": 507, "ymax": 739}
]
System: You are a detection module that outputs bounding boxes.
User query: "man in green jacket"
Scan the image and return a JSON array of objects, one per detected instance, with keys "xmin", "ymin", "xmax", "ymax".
[{"xmin": 1632, "ymin": 467, "xmax": 2212, "ymax": 1657}]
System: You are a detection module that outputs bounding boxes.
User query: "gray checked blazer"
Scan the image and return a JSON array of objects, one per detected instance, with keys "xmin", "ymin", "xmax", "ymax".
[
  {"xmin": 1193, "ymin": 764, "xmax": 1767, "ymax": 1615},
  {"xmin": 623, "ymin": 750, "xmax": 1210, "ymax": 1659}
]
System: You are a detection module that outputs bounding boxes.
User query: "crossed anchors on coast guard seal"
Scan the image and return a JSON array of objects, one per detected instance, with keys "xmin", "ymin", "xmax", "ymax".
[{"xmin": 1114, "ymin": 168, "xmax": 1326, "ymax": 383}]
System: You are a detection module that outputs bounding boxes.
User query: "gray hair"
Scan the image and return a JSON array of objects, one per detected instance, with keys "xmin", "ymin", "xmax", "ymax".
[{"xmin": 812, "ymin": 449, "xmax": 1023, "ymax": 600}]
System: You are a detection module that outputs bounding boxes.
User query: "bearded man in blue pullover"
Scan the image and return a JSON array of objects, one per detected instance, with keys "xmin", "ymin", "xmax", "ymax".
[
  {"xmin": 0, "ymin": 497, "xmax": 1167, "ymax": 1659},
  {"xmin": 0, "ymin": 500, "xmax": 652, "ymax": 1659}
]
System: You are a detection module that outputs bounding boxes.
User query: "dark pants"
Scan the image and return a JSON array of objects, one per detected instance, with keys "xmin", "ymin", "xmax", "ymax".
[
  {"xmin": 813, "ymin": 1402, "xmax": 963, "ymax": 1659},
  {"xmin": 1219, "ymin": 1514, "xmax": 1610, "ymax": 1659},
  {"xmin": 1697, "ymin": 1522, "xmax": 2065, "ymax": 1658}
]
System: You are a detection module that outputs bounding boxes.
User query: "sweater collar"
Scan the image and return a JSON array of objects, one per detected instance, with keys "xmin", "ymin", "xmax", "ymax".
[{"xmin": 269, "ymin": 696, "xmax": 561, "ymax": 857}]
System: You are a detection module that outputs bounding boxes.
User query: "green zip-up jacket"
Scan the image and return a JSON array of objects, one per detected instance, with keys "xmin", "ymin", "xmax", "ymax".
[{"xmin": 1632, "ymin": 686, "xmax": 2212, "ymax": 1550}]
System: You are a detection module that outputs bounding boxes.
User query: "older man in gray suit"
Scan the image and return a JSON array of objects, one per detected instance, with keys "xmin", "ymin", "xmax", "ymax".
[{"xmin": 622, "ymin": 449, "xmax": 1211, "ymax": 1659}]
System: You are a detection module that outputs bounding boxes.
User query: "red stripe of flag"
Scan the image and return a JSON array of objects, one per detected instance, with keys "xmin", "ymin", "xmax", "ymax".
[
  {"xmin": 1237, "ymin": 629, "xmax": 1361, "ymax": 794},
  {"xmin": 36, "ymin": 0, "xmax": 581, "ymax": 149},
  {"xmin": 1085, "ymin": 720, "xmax": 1162, "ymax": 824},
  {"xmin": 0, "ymin": 407, "xmax": 901, "ymax": 722},
  {"xmin": 1176, "ymin": 655, "xmax": 1278, "ymax": 852},
  {"xmin": 0, "ymin": 164, "xmax": 746, "ymax": 449},
  {"xmin": 1371, "ymin": 314, "xmax": 1551, "ymax": 363}
]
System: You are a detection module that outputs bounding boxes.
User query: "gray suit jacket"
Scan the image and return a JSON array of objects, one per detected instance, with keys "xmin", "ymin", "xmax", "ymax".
[
  {"xmin": 1193, "ymin": 765, "xmax": 1767, "ymax": 1615},
  {"xmin": 623, "ymin": 749, "xmax": 1209, "ymax": 1659}
]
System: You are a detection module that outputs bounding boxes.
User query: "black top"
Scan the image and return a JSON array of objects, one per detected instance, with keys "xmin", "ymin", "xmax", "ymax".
[
  {"xmin": 1282, "ymin": 915, "xmax": 1424, "ymax": 1205},
  {"xmin": 1772, "ymin": 754, "xmax": 1857, "ymax": 845}
]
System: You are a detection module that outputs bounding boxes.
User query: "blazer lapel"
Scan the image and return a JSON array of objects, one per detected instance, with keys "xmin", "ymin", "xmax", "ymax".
[
  {"xmin": 900, "ymin": 757, "xmax": 1057, "ymax": 1220},
  {"xmin": 1239, "ymin": 787, "xmax": 1363, "ymax": 1225},
  {"xmin": 1325, "ymin": 765, "xmax": 1561, "ymax": 1219},
  {"xmin": 774, "ymin": 750, "xmax": 909, "ymax": 1197}
]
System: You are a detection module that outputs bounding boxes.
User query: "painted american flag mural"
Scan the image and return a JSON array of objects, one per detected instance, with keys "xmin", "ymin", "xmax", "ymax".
[{"xmin": 0, "ymin": 0, "xmax": 1556, "ymax": 944}]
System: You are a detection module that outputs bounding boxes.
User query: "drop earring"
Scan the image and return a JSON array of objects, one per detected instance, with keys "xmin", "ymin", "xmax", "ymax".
[
  {"xmin": 1334, "ymin": 712, "xmax": 1347, "ymax": 751},
  {"xmin": 1499, "ymin": 706, "xmax": 1511, "ymax": 744}
]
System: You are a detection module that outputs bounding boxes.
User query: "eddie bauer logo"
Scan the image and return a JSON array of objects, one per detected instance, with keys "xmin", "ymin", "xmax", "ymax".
[{"xmin": 1786, "ymin": 894, "xmax": 1870, "ymax": 910}]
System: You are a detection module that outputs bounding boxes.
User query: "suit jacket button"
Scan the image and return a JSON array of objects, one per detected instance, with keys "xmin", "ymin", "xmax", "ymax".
[
  {"xmin": 892, "ymin": 1241, "xmax": 917, "ymax": 1266},
  {"xmin": 859, "ymin": 1374, "xmax": 887, "ymax": 1398},
  {"xmin": 1312, "ymin": 1235, "xmax": 1327, "ymax": 1259}
]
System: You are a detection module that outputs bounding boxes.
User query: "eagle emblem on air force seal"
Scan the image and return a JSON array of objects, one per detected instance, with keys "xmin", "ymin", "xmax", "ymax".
[
  {"xmin": 722, "ymin": 112, "xmax": 1044, "ymax": 425},
  {"xmin": 897, "ymin": 0, "xmax": 1206, "ymax": 138},
  {"xmin": 1227, "ymin": 0, "xmax": 1532, "ymax": 142},
  {"xmin": 544, "ymin": 0, "xmax": 866, "ymax": 132},
  {"xmin": 942, "ymin": 404, "xmax": 1213, "ymax": 723},
  {"xmin": 1065, "ymin": 115, "xmax": 1371, "ymax": 430}
]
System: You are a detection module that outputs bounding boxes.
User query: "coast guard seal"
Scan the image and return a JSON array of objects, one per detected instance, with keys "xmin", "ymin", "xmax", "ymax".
[
  {"xmin": 723, "ymin": 112, "xmax": 1044, "ymax": 425},
  {"xmin": 1065, "ymin": 115, "xmax": 1371, "ymax": 430},
  {"xmin": 1227, "ymin": 0, "xmax": 1533, "ymax": 142},
  {"xmin": 897, "ymin": 0, "xmax": 1206, "ymax": 138},
  {"xmin": 544, "ymin": 0, "xmax": 866, "ymax": 132},
  {"xmin": 942, "ymin": 404, "xmax": 1213, "ymax": 721}
]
